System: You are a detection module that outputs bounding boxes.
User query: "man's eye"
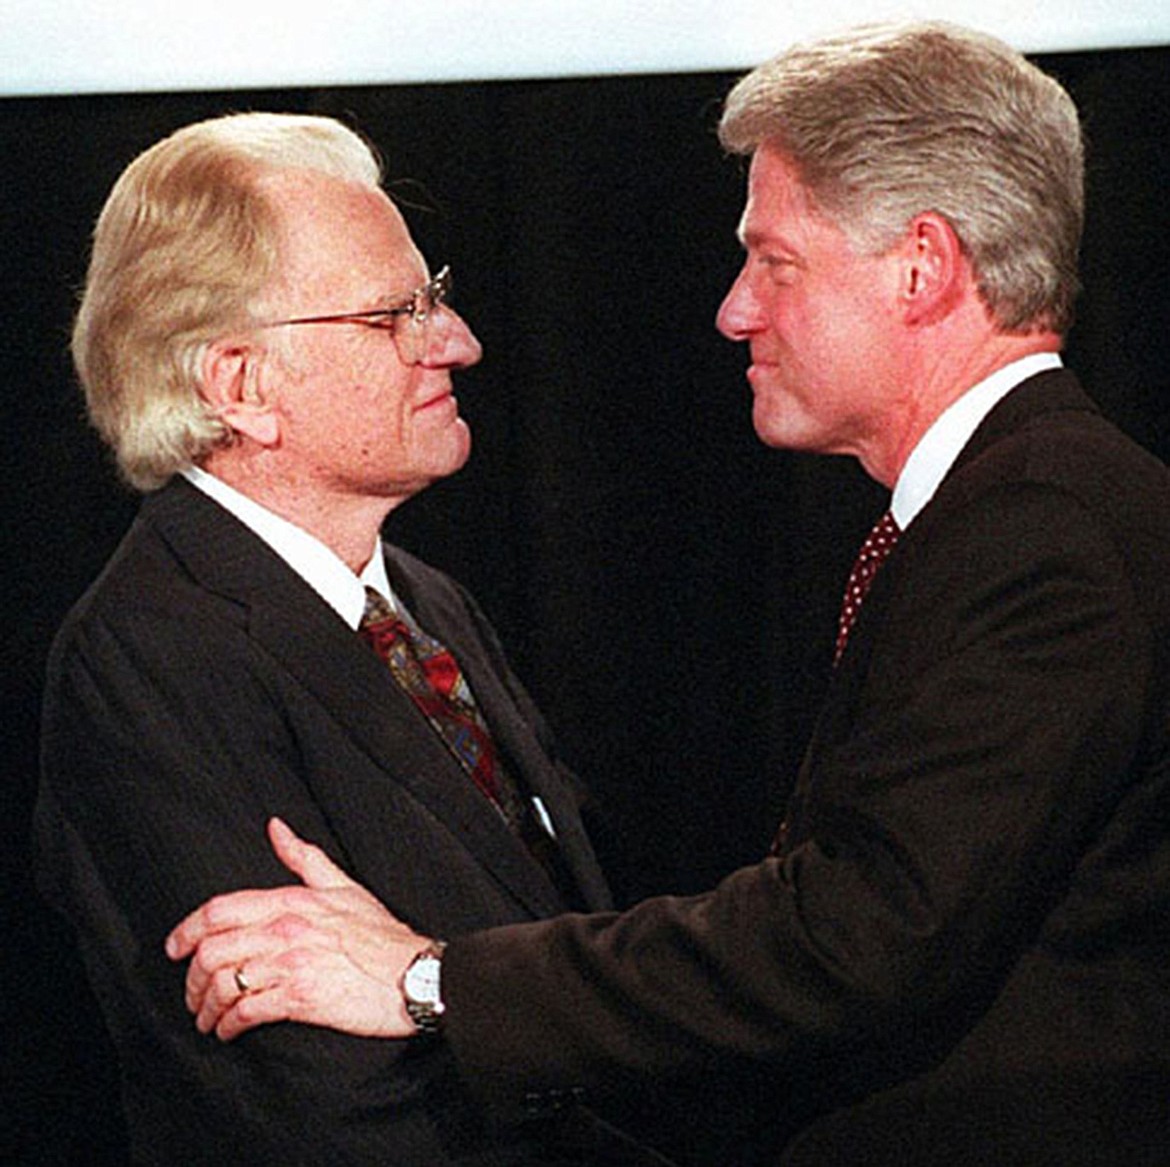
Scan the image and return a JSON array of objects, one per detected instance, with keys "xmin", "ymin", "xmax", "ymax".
[{"xmin": 760, "ymin": 257, "xmax": 798, "ymax": 283}]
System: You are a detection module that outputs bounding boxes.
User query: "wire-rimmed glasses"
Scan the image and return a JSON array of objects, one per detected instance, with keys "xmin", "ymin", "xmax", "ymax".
[{"xmin": 256, "ymin": 265, "xmax": 452, "ymax": 365}]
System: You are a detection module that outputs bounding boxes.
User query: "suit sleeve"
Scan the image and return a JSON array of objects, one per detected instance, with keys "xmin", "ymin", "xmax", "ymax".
[
  {"xmin": 36, "ymin": 595, "xmax": 481, "ymax": 1165},
  {"xmin": 438, "ymin": 479, "xmax": 1157, "ymax": 1120}
]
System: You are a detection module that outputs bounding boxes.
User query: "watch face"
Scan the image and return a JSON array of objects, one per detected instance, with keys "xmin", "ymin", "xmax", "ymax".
[
  {"xmin": 405, "ymin": 955, "xmax": 442, "ymax": 1005},
  {"xmin": 403, "ymin": 943, "xmax": 446, "ymax": 1033}
]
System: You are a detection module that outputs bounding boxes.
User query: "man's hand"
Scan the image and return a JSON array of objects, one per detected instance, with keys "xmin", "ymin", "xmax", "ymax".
[{"xmin": 165, "ymin": 817, "xmax": 431, "ymax": 1041}]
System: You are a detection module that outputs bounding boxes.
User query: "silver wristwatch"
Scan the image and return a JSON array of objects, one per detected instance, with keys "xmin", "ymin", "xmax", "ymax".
[{"xmin": 402, "ymin": 941, "xmax": 448, "ymax": 1034}]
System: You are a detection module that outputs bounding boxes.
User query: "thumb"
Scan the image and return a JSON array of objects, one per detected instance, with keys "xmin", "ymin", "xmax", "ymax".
[{"xmin": 268, "ymin": 817, "xmax": 355, "ymax": 889}]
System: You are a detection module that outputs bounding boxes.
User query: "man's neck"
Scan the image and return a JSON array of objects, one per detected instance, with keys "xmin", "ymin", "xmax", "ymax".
[
  {"xmin": 198, "ymin": 451, "xmax": 401, "ymax": 574},
  {"xmin": 863, "ymin": 328, "xmax": 1062, "ymax": 489}
]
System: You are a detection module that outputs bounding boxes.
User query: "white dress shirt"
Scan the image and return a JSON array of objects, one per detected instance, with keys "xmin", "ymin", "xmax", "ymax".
[
  {"xmin": 891, "ymin": 352, "xmax": 1063, "ymax": 530},
  {"xmin": 181, "ymin": 466, "xmax": 396, "ymax": 628}
]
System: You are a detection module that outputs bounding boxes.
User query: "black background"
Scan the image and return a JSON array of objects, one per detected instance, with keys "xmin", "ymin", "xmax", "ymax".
[{"xmin": 3, "ymin": 47, "xmax": 1168, "ymax": 1162}]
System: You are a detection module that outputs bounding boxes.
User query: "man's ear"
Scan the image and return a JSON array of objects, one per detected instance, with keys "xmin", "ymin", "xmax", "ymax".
[
  {"xmin": 201, "ymin": 339, "xmax": 281, "ymax": 447},
  {"xmin": 899, "ymin": 213, "xmax": 965, "ymax": 326}
]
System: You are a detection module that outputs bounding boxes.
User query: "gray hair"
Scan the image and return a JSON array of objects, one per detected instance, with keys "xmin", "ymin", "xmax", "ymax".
[
  {"xmin": 73, "ymin": 112, "xmax": 383, "ymax": 490},
  {"xmin": 719, "ymin": 21, "xmax": 1084, "ymax": 335}
]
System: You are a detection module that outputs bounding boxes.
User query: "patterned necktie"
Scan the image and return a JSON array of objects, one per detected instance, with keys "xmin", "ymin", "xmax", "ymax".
[
  {"xmin": 834, "ymin": 510, "xmax": 901, "ymax": 665},
  {"xmin": 359, "ymin": 588, "xmax": 507, "ymax": 808},
  {"xmin": 359, "ymin": 587, "xmax": 582, "ymax": 902}
]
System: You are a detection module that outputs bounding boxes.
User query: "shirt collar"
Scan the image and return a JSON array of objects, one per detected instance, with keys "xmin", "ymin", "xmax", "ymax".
[
  {"xmin": 891, "ymin": 352, "xmax": 1063, "ymax": 529},
  {"xmin": 182, "ymin": 466, "xmax": 395, "ymax": 629}
]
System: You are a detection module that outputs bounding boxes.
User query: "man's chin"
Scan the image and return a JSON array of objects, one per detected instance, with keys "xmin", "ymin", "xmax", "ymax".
[
  {"xmin": 751, "ymin": 403, "xmax": 802, "ymax": 451},
  {"xmin": 433, "ymin": 423, "xmax": 473, "ymax": 479}
]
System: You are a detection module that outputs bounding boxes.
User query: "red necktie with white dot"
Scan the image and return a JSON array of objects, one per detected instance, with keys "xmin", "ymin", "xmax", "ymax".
[{"xmin": 834, "ymin": 510, "xmax": 901, "ymax": 666}]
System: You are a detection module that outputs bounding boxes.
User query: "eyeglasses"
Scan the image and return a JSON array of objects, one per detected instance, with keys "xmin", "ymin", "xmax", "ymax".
[{"xmin": 256, "ymin": 265, "xmax": 452, "ymax": 365}]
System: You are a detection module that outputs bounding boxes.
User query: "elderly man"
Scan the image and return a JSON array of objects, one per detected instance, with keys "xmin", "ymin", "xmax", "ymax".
[
  {"xmin": 168, "ymin": 25, "xmax": 1170, "ymax": 1167},
  {"xmin": 34, "ymin": 113, "xmax": 658, "ymax": 1165}
]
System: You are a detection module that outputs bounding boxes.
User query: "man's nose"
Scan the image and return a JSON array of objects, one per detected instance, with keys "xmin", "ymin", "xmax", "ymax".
[
  {"xmin": 422, "ymin": 306, "xmax": 483, "ymax": 369},
  {"xmin": 715, "ymin": 268, "xmax": 761, "ymax": 341}
]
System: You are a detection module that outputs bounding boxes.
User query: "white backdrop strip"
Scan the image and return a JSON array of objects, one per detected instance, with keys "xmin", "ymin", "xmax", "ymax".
[{"xmin": 3, "ymin": 0, "xmax": 1167, "ymax": 98}]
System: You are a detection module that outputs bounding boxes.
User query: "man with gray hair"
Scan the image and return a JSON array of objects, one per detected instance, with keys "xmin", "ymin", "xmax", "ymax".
[
  {"xmin": 168, "ymin": 24, "xmax": 1170, "ymax": 1165},
  {"xmin": 36, "ymin": 112, "xmax": 659, "ymax": 1165}
]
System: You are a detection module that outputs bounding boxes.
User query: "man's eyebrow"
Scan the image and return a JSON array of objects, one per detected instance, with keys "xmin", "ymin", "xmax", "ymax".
[
  {"xmin": 372, "ymin": 269, "xmax": 430, "ymax": 310},
  {"xmin": 738, "ymin": 226, "xmax": 803, "ymax": 260}
]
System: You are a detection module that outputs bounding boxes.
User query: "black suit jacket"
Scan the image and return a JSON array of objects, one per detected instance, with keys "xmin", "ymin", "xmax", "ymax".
[
  {"xmin": 35, "ymin": 478, "xmax": 641, "ymax": 1165},
  {"xmin": 438, "ymin": 371, "xmax": 1170, "ymax": 1165}
]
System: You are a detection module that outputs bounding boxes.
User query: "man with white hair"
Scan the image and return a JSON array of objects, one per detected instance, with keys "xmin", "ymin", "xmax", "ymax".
[{"xmin": 36, "ymin": 112, "xmax": 656, "ymax": 1165}]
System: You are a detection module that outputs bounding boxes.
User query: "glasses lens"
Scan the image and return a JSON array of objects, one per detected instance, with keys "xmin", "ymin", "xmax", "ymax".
[{"xmin": 394, "ymin": 266, "xmax": 451, "ymax": 365}]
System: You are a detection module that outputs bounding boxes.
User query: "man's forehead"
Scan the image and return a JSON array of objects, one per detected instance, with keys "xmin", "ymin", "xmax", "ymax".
[
  {"xmin": 266, "ymin": 171, "xmax": 418, "ymax": 259},
  {"xmin": 736, "ymin": 147, "xmax": 827, "ymax": 247},
  {"xmin": 254, "ymin": 178, "xmax": 430, "ymax": 317}
]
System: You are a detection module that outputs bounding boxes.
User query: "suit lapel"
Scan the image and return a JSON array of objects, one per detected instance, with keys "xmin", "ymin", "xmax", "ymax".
[
  {"xmin": 832, "ymin": 368, "xmax": 1096, "ymax": 682},
  {"xmin": 947, "ymin": 368, "xmax": 1097, "ymax": 479},
  {"xmin": 387, "ymin": 550, "xmax": 612, "ymax": 911},
  {"xmin": 791, "ymin": 370, "xmax": 1102, "ymax": 839},
  {"xmin": 144, "ymin": 480, "xmax": 570, "ymax": 918}
]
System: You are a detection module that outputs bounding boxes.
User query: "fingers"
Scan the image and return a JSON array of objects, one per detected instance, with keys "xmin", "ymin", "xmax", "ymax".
[
  {"xmin": 186, "ymin": 921, "xmax": 321, "ymax": 1039},
  {"xmin": 268, "ymin": 817, "xmax": 354, "ymax": 890},
  {"xmin": 182, "ymin": 917, "xmax": 297, "ymax": 1014},
  {"xmin": 187, "ymin": 936, "xmax": 412, "ymax": 1041},
  {"xmin": 166, "ymin": 887, "xmax": 307, "ymax": 961},
  {"xmin": 162, "ymin": 821, "xmax": 422, "ymax": 1042},
  {"xmin": 193, "ymin": 955, "xmax": 292, "ymax": 1039},
  {"xmin": 165, "ymin": 819, "xmax": 348, "ymax": 961},
  {"xmin": 215, "ymin": 980, "xmax": 295, "ymax": 1042},
  {"xmin": 194, "ymin": 961, "xmax": 256, "ymax": 1035},
  {"xmin": 166, "ymin": 897, "xmax": 235, "ymax": 961}
]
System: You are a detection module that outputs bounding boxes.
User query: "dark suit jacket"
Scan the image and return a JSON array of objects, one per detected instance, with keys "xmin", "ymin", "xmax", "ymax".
[
  {"xmin": 35, "ymin": 477, "xmax": 643, "ymax": 1165},
  {"xmin": 438, "ymin": 370, "xmax": 1170, "ymax": 1165}
]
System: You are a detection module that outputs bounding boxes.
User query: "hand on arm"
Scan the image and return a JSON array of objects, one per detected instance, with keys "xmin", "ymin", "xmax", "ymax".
[{"xmin": 165, "ymin": 817, "xmax": 431, "ymax": 1041}]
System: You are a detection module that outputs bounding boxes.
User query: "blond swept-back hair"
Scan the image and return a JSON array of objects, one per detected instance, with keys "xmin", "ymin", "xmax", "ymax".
[
  {"xmin": 73, "ymin": 112, "xmax": 383, "ymax": 490},
  {"xmin": 719, "ymin": 21, "xmax": 1084, "ymax": 336}
]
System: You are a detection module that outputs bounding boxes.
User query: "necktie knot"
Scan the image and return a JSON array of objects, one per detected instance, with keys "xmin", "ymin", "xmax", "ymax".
[
  {"xmin": 360, "ymin": 591, "xmax": 409, "ymax": 653},
  {"xmin": 361, "ymin": 589, "xmax": 468, "ymax": 701},
  {"xmin": 834, "ymin": 510, "xmax": 901, "ymax": 665},
  {"xmin": 360, "ymin": 586, "xmax": 397, "ymax": 629}
]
